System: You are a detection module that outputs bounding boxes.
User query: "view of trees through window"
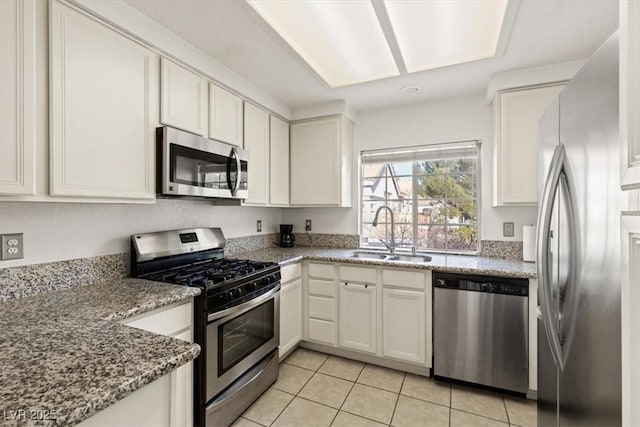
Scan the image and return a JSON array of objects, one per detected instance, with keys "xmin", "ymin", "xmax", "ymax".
[{"xmin": 361, "ymin": 143, "xmax": 479, "ymax": 253}]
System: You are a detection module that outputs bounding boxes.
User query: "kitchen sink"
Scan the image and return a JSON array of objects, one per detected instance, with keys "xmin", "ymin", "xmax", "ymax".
[
  {"xmin": 349, "ymin": 252, "xmax": 389, "ymax": 260},
  {"xmin": 386, "ymin": 255, "xmax": 432, "ymax": 263},
  {"xmin": 348, "ymin": 252, "xmax": 432, "ymax": 263}
]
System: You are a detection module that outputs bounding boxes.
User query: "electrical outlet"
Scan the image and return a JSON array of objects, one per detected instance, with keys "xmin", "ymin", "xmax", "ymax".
[
  {"xmin": 1, "ymin": 233, "xmax": 24, "ymax": 260},
  {"xmin": 305, "ymin": 219, "xmax": 312, "ymax": 232},
  {"xmin": 503, "ymin": 222, "xmax": 515, "ymax": 237},
  {"xmin": 256, "ymin": 220, "xmax": 262, "ymax": 233}
]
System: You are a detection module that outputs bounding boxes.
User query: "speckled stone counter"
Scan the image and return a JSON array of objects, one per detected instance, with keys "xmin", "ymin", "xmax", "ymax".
[
  {"xmin": 0, "ymin": 278, "xmax": 200, "ymax": 426},
  {"xmin": 234, "ymin": 247, "xmax": 537, "ymax": 279}
]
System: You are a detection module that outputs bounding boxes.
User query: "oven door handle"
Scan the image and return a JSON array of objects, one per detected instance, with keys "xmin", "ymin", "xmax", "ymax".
[{"xmin": 207, "ymin": 284, "xmax": 280, "ymax": 322}]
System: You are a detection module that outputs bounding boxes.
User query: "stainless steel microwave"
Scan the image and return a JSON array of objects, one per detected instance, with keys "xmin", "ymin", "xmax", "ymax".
[{"xmin": 157, "ymin": 126, "xmax": 248, "ymax": 199}]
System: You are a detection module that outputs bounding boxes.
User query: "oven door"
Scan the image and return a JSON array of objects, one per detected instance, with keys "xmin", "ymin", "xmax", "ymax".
[
  {"xmin": 160, "ymin": 126, "xmax": 248, "ymax": 199},
  {"xmin": 206, "ymin": 285, "xmax": 280, "ymax": 402}
]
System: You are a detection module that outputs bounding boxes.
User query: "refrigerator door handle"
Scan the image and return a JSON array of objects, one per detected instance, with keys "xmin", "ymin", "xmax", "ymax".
[
  {"xmin": 556, "ymin": 172, "xmax": 580, "ymax": 367},
  {"xmin": 536, "ymin": 143, "xmax": 566, "ymax": 370}
]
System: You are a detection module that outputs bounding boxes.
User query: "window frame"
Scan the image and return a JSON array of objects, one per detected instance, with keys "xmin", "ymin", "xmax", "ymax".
[{"xmin": 358, "ymin": 140, "xmax": 482, "ymax": 254}]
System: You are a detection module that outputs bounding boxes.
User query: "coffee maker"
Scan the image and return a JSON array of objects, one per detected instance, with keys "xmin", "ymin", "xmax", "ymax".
[{"xmin": 278, "ymin": 224, "xmax": 296, "ymax": 248}]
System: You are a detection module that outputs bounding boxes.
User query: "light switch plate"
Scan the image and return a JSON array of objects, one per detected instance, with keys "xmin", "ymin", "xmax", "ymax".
[
  {"xmin": 1, "ymin": 233, "xmax": 24, "ymax": 260},
  {"xmin": 503, "ymin": 222, "xmax": 515, "ymax": 237},
  {"xmin": 256, "ymin": 220, "xmax": 262, "ymax": 233}
]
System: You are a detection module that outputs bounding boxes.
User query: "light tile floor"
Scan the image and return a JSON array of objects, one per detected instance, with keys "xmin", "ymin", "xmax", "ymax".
[{"xmin": 235, "ymin": 348, "xmax": 537, "ymax": 427}]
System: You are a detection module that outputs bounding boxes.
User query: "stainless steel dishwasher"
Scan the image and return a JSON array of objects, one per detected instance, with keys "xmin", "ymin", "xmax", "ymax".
[{"xmin": 433, "ymin": 272, "xmax": 528, "ymax": 393}]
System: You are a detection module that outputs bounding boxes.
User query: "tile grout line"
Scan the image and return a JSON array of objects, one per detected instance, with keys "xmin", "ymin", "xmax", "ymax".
[
  {"xmin": 329, "ymin": 357, "xmax": 366, "ymax": 426},
  {"xmin": 452, "ymin": 407, "xmax": 511, "ymax": 425},
  {"xmin": 268, "ymin": 353, "xmax": 328, "ymax": 426},
  {"xmin": 387, "ymin": 373, "xmax": 406, "ymax": 427},
  {"xmin": 503, "ymin": 396, "xmax": 511, "ymax": 425},
  {"xmin": 449, "ymin": 383, "xmax": 452, "ymax": 427},
  {"xmin": 271, "ymin": 351, "xmax": 526, "ymax": 427}
]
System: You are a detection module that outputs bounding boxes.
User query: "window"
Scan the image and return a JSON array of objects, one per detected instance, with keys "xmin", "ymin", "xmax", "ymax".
[{"xmin": 360, "ymin": 141, "xmax": 480, "ymax": 253}]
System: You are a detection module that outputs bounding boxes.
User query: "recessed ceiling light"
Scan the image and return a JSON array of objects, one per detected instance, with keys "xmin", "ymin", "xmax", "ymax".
[
  {"xmin": 383, "ymin": 0, "xmax": 508, "ymax": 73},
  {"xmin": 247, "ymin": 0, "xmax": 399, "ymax": 88},
  {"xmin": 401, "ymin": 85, "xmax": 420, "ymax": 94}
]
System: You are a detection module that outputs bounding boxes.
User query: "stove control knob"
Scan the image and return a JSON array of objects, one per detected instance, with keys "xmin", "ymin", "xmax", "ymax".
[
  {"xmin": 251, "ymin": 282, "xmax": 259, "ymax": 291},
  {"xmin": 226, "ymin": 291, "xmax": 234, "ymax": 301}
]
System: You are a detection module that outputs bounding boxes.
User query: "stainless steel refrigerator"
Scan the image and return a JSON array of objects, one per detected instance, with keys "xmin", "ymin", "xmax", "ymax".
[{"xmin": 537, "ymin": 32, "xmax": 622, "ymax": 426}]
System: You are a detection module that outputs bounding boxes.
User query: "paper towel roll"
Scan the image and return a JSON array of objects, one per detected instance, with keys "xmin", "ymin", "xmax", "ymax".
[{"xmin": 523, "ymin": 225, "xmax": 536, "ymax": 262}]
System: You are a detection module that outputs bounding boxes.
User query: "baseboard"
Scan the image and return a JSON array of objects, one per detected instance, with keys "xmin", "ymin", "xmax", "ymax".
[{"xmin": 298, "ymin": 341, "xmax": 431, "ymax": 377}]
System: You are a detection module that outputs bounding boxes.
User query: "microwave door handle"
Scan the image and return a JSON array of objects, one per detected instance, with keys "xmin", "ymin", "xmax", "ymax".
[{"xmin": 229, "ymin": 147, "xmax": 241, "ymax": 197}]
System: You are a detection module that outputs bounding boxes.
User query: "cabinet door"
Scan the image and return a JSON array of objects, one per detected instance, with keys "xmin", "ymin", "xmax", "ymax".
[
  {"xmin": 243, "ymin": 102, "xmax": 269, "ymax": 205},
  {"xmin": 622, "ymin": 215, "xmax": 640, "ymax": 425},
  {"xmin": 290, "ymin": 117, "xmax": 340, "ymax": 206},
  {"xmin": 280, "ymin": 278, "xmax": 302, "ymax": 358},
  {"xmin": 209, "ymin": 83, "xmax": 243, "ymax": 146},
  {"xmin": 170, "ymin": 329, "xmax": 193, "ymax": 427},
  {"xmin": 339, "ymin": 283, "xmax": 376, "ymax": 353},
  {"xmin": 621, "ymin": 1, "xmax": 640, "ymax": 189},
  {"xmin": 382, "ymin": 288, "xmax": 426, "ymax": 364},
  {"xmin": 270, "ymin": 115, "xmax": 290, "ymax": 206},
  {"xmin": 494, "ymin": 85, "xmax": 564, "ymax": 206},
  {"xmin": 160, "ymin": 58, "xmax": 207, "ymax": 136},
  {"xmin": 50, "ymin": 0, "xmax": 158, "ymax": 200},
  {"xmin": 0, "ymin": 0, "xmax": 36, "ymax": 195}
]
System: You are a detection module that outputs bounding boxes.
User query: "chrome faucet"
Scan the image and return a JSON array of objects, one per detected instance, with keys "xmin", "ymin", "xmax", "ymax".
[{"xmin": 372, "ymin": 205, "xmax": 396, "ymax": 254}]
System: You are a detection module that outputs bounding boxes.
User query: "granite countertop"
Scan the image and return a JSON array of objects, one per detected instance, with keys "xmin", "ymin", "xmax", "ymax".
[
  {"xmin": 235, "ymin": 247, "xmax": 537, "ymax": 279},
  {"xmin": 0, "ymin": 278, "xmax": 200, "ymax": 426}
]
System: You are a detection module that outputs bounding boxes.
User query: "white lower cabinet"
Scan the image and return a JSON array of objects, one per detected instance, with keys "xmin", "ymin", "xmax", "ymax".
[
  {"xmin": 339, "ymin": 282, "xmax": 376, "ymax": 354},
  {"xmin": 78, "ymin": 374, "xmax": 171, "ymax": 427},
  {"xmin": 382, "ymin": 288, "xmax": 426, "ymax": 364},
  {"xmin": 280, "ymin": 277, "xmax": 302, "ymax": 358},
  {"xmin": 280, "ymin": 263, "xmax": 303, "ymax": 358},
  {"xmin": 88, "ymin": 300, "xmax": 196, "ymax": 427},
  {"xmin": 306, "ymin": 263, "xmax": 337, "ymax": 346}
]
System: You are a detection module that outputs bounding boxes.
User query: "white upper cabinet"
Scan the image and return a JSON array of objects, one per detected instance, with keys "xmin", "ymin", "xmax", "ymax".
[
  {"xmin": 621, "ymin": 1, "xmax": 640, "ymax": 190},
  {"xmin": 269, "ymin": 115, "xmax": 290, "ymax": 206},
  {"xmin": 50, "ymin": 0, "xmax": 158, "ymax": 200},
  {"xmin": 160, "ymin": 58, "xmax": 207, "ymax": 136},
  {"xmin": 290, "ymin": 115, "xmax": 352, "ymax": 207},
  {"xmin": 209, "ymin": 83, "xmax": 243, "ymax": 146},
  {"xmin": 243, "ymin": 102, "xmax": 269, "ymax": 205},
  {"xmin": 0, "ymin": 0, "xmax": 36, "ymax": 195},
  {"xmin": 493, "ymin": 84, "xmax": 564, "ymax": 206}
]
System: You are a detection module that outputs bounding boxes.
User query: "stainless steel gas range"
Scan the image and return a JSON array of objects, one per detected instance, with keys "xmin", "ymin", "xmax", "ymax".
[{"xmin": 130, "ymin": 228, "xmax": 280, "ymax": 427}]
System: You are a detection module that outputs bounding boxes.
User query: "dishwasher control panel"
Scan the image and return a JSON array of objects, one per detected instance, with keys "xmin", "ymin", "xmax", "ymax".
[{"xmin": 433, "ymin": 273, "xmax": 528, "ymax": 296}]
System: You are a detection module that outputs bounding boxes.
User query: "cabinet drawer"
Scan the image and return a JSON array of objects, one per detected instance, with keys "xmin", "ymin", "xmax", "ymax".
[
  {"xmin": 339, "ymin": 265, "xmax": 376, "ymax": 284},
  {"xmin": 308, "ymin": 278, "xmax": 335, "ymax": 297},
  {"xmin": 382, "ymin": 269, "xmax": 426, "ymax": 290},
  {"xmin": 124, "ymin": 302, "xmax": 192, "ymax": 337},
  {"xmin": 309, "ymin": 296, "xmax": 334, "ymax": 321},
  {"xmin": 309, "ymin": 263, "xmax": 335, "ymax": 279},
  {"xmin": 281, "ymin": 263, "xmax": 302, "ymax": 284},
  {"xmin": 308, "ymin": 318, "xmax": 335, "ymax": 345}
]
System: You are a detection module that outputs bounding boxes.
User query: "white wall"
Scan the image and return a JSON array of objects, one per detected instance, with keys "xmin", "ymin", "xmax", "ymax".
[
  {"xmin": 282, "ymin": 93, "xmax": 537, "ymax": 242},
  {"xmin": 0, "ymin": 201, "xmax": 281, "ymax": 268}
]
